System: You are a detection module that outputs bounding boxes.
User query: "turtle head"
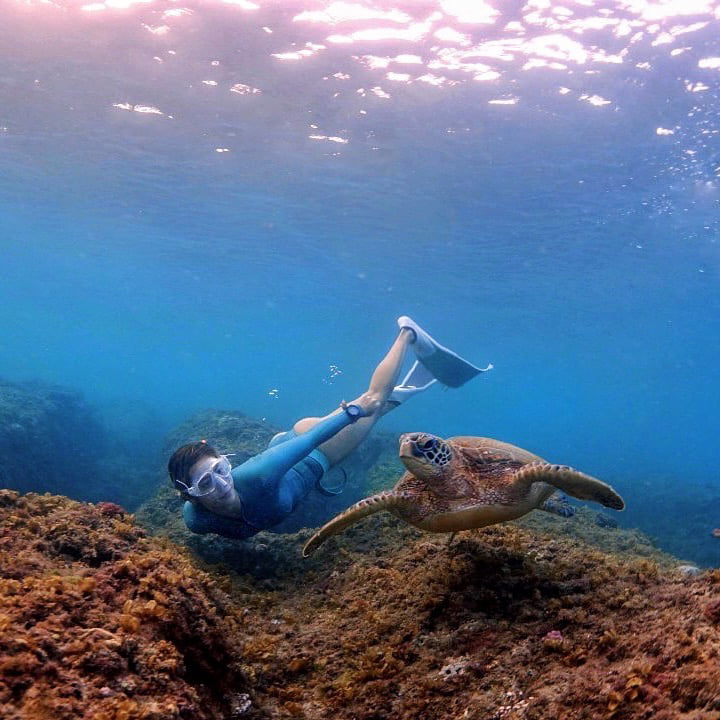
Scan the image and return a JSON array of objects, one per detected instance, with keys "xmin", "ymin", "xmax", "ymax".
[{"xmin": 399, "ymin": 433, "xmax": 453, "ymax": 480}]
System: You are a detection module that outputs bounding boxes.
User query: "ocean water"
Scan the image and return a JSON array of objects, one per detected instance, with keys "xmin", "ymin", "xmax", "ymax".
[{"xmin": 1, "ymin": 0, "xmax": 719, "ymax": 563}]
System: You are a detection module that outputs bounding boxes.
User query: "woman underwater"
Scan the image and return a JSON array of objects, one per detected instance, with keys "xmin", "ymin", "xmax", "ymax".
[{"xmin": 167, "ymin": 317, "xmax": 492, "ymax": 540}]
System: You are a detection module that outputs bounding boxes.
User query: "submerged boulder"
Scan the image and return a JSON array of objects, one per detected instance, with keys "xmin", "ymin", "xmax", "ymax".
[
  {"xmin": 4, "ymin": 486, "xmax": 720, "ymax": 720},
  {"xmin": 0, "ymin": 379, "xmax": 106, "ymax": 500},
  {"xmin": 136, "ymin": 408, "xmax": 400, "ymax": 562},
  {"xmin": 0, "ymin": 378, "xmax": 158, "ymax": 510},
  {"xmin": 0, "ymin": 489, "xmax": 263, "ymax": 720}
]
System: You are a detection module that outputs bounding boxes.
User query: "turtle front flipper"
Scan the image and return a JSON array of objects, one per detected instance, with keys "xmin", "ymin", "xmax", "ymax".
[
  {"xmin": 302, "ymin": 491, "xmax": 410, "ymax": 557},
  {"xmin": 515, "ymin": 463, "xmax": 625, "ymax": 511}
]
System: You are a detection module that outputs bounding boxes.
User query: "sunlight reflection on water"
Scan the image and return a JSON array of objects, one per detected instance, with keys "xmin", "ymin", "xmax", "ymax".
[{"xmin": 12, "ymin": 0, "xmax": 720, "ymax": 97}]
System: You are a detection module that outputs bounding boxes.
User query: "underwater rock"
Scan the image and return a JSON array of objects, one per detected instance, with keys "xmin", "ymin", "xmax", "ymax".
[
  {"xmin": 228, "ymin": 514, "xmax": 720, "ymax": 720},
  {"xmin": 621, "ymin": 483, "xmax": 720, "ymax": 568},
  {"xmin": 135, "ymin": 408, "xmax": 400, "ymax": 568},
  {"xmin": 0, "ymin": 378, "xmax": 158, "ymax": 511},
  {"xmin": 96, "ymin": 501, "xmax": 127, "ymax": 518},
  {"xmin": 676, "ymin": 564, "xmax": 702, "ymax": 578},
  {"xmin": 3, "ymin": 486, "xmax": 720, "ymax": 719},
  {"xmin": 0, "ymin": 489, "xmax": 263, "ymax": 720},
  {"xmin": 161, "ymin": 408, "xmax": 282, "ymax": 467},
  {"xmin": 0, "ymin": 379, "xmax": 106, "ymax": 500},
  {"xmin": 595, "ymin": 512, "xmax": 618, "ymax": 529}
]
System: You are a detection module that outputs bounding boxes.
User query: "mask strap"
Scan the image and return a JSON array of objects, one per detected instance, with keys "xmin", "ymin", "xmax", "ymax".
[
  {"xmin": 175, "ymin": 478, "xmax": 193, "ymax": 494},
  {"xmin": 175, "ymin": 474, "xmax": 212, "ymax": 497}
]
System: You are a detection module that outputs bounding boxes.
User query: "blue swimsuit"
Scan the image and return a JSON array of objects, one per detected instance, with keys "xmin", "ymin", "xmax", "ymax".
[{"xmin": 182, "ymin": 408, "xmax": 360, "ymax": 539}]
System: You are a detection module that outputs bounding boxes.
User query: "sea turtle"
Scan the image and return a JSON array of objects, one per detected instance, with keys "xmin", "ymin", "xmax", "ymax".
[{"xmin": 303, "ymin": 432, "xmax": 625, "ymax": 556}]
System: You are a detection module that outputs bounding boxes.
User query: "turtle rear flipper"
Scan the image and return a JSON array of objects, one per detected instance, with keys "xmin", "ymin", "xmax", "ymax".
[
  {"xmin": 515, "ymin": 463, "xmax": 625, "ymax": 511},
  {"xmin": 303, "ymin": 491, "xmax": 410, "ymax": 557},
  {"xmin": 540, "ymin": 493, "xmax": 576, "ymax": 518}
]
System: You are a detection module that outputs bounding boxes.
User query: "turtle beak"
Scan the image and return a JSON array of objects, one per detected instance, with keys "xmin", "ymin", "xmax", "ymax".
[
  {"xmin": 398, "ymin": 433, "xmax": 418, "ymax": 460},
  {"xmin": 399, "ymin": 433, "xmax": 427, "ymax": 460}
]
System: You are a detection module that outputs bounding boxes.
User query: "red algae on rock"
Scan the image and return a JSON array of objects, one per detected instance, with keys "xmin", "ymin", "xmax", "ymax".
[
  {"xmin": 4, "ymin": 487, "xmax": 720, "ymax": 719},
  {"xmin": 223, "ymin": 514, "xmax": 720, "ymax": 720},
  {"xmin": 96, "ymin": 502, "xmax": 127, "ymax": 518},
  {"xmin": 0, "ymin": 489, "xmax": 263, "ymax": 720}
]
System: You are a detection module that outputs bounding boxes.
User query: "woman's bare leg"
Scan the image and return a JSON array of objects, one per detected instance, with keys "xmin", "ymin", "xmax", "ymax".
[{"xmin": 293, "ymin": 328, "xmax": 414, "ymax": 466}]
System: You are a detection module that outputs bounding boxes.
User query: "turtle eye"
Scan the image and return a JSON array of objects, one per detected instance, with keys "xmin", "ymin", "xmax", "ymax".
[{"xmin": 421, "ymin": 438, "xmax": 436, "ymax": 450}]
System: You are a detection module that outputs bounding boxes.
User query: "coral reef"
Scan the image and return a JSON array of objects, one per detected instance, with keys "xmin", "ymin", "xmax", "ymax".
[
  {"xmin": 0, "ymin": 489, "xmax": 263, "ymax": 720},
  {"xmin": 0, "ymin": 378, "xmax": 158, "ymax": 510},
  {"xmin": 230, "ymin": 512, "xmax": 720, "ymax": 720},
  {"xmin": 3, "ymin": 485, "xmax": 720, "ymax": 719},
  {"xmin": 0, "ymin": 379, "xmax": 106, "ymax": 500}
]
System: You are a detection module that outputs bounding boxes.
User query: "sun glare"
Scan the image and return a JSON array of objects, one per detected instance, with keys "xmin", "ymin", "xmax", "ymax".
[{"xmin": 11, "ymin": 0, "xmax": 720, "ymax": 115}]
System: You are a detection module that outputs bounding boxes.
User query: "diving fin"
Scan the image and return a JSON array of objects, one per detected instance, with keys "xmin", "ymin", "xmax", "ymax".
[
  {"xmin": 397, "ymin": 316, "xmax": 493, "ymax": 388},
  {"xmin": 388, "ymin": 360, "xmax": 437, "ymax": 405}
]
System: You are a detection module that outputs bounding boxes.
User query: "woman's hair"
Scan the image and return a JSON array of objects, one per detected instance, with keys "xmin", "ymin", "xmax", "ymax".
[{"xmin": 168, "ymin": 441, "xmax": 219, "ymax": 493}]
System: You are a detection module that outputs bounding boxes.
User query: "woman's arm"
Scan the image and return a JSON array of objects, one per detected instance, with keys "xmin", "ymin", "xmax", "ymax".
[{"xmin": 235, "ymin": 404, "xmax": 365, "ymax": 483}]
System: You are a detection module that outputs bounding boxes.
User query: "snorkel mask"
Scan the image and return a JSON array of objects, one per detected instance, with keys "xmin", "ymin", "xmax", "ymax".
[{"xmin": 176, "ymin": 454, "xmax": 235, "ymax": 499}]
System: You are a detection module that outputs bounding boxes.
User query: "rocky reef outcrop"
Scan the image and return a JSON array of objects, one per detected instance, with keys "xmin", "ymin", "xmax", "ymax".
[
  {"xmin": 135, "ymin": 409, "xmax": 400, "ymax": 568},
  {"xmin": 235, "ymin": 508, "xmax": 720, "ymax": 720},
  {"xmin": 0, "ymin": 379, "xmax": 158, "ymax": 510},
  {"xmin": 3, "ymin": 486, "xmax": 720, "ymax": 719},
  {"xmin": 0, "ymin": 379, "xmax": 106, "ymax": 499},
  {"xmin": 0, "ymin": 489, "xmax": 263, "ymax": 720},
  {"xmin": 621, "ymin": 482, "xmax": 720, "ymax": 569}
]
